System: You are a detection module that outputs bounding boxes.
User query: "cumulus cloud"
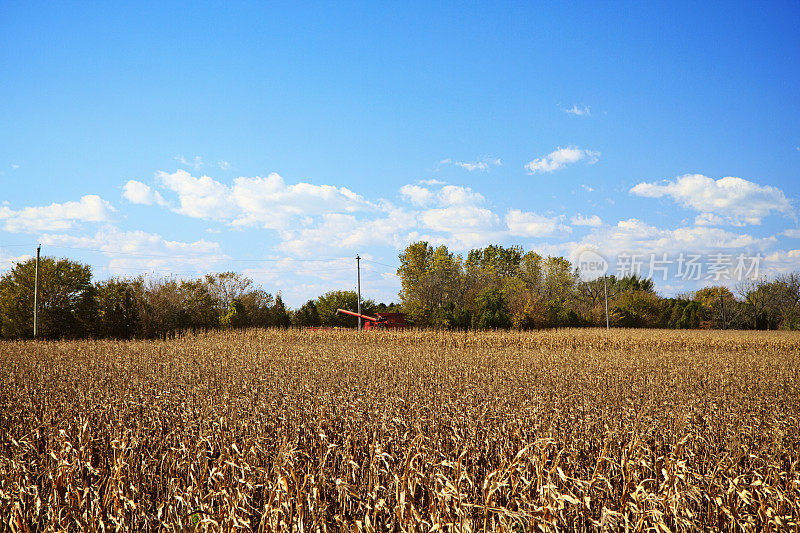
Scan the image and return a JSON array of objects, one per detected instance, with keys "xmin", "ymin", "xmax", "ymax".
[
  {"xmin": 40, "ymin": 227, "xmax": 226, "ymax": 274},
  {"xmin": 151, "ymin": 170, "xmax": 375, "ymax": 229},
  {"xmin": 437, "ymin": 185, "xmax": 484, "ymax": 206},
  {"xmin": 0, "ymin": 195, "xmax": 114, "ymax": 233},
  {"xmin": 571, "ymin": 214, "xmax": 603, "ymax": 227},
  {"xmin": 399, "ymin": 182, "xmax": 575, "ymax": 247},
  {"xmin": 781, "ymin": 229, "xmax": 800, "ymax": 238},
  {"xmin": 278, "ymin": 208, "xmax": 417, "ymax": 257},
  {"xmin": 558, "ymin": 219, "xmax": 776, "ymax": 264},
  {"xmin": 399, "ymin": 184, "xmax": 434, "ymax": 206},
  {"xmin": 403, "ymin": 183, "xmax": 499, "ymax": 237},
  {"xmin": 157, "ymin": 170, "xmax": 234, "ymax": 220},
  {"xmin": 525, "ymin": 146, "xmax": 600, "ymax": 174},
  {"xmin": 564, "ymin": 105, "xmax": 590, "ymax": 116},
  {"xmin": 421, "ymin": 205, "xmax": 500, "ymax": 234},
  {"xmin": 630, "ymin": 174, "xmax": 794, "ymax": 226},
  {"xmin": 762, "ymin": 249, "xmax": 800, "ymax": 275},
  {"xmin": 123, "ymin": 180, "xmax": 167, "ymax": 206},
  {"xmin": 506, "ymin": 210, "xmax": 571, "ymax": 238}
]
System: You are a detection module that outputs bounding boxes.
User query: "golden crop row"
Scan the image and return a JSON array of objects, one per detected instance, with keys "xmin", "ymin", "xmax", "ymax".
[{"xmin": 1, "ymin": 328, "xmax": 799, "ymax": 531}]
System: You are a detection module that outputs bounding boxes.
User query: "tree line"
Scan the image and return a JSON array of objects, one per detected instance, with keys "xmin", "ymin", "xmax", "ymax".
[
  {"xmin": 2, "ymin": 244, "xmax": 799, "ymax": 339},
  {"xmin": 396, "ymin": 241, "xmax": 800, "ymax": 330},
  {"xmin": 0, "ymin": 256, "xmax": 398, "ymax": 339}
]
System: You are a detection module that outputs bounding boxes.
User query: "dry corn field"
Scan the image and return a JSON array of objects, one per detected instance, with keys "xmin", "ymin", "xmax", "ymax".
[{"xmin": 1, "ymin": 329, "xmax": 800, "ymax": 531}]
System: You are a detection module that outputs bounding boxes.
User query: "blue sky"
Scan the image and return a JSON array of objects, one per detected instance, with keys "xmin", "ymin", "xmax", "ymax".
[{"xmin": 1, "ymin": 1, "xmax": 799, "ymax": 305}]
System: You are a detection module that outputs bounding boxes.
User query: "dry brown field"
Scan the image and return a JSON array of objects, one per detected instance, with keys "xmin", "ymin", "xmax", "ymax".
[{"xmin": 1, "ymin": 328, "xmax": 799, "ymax": 531}]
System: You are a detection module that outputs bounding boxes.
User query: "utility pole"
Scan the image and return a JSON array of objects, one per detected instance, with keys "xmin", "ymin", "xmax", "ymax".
[
  {"xmin": 604, "ymin": 275, "xmax": 610, "ymax": 330},
  {"xmin": 34, "ymin": 244, "xmax": 40, "ymax": 339},
  {"xmin": 356, "ymin": 254, "xmax": 362, "ymax": 332}
]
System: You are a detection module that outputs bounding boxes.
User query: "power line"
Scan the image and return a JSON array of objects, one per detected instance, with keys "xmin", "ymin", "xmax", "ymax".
[{"xmin": 361, "ymin": 258, "xmax": 398, "ymax": 269}]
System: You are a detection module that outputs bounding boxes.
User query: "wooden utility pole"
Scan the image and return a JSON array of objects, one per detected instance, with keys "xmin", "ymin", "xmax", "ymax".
[
  {"xmin": 356, "ymin": 254, "xmax": 362, "ymax": 332},
  {"xmin": 34, "ymin": 244, "xmax": 40, "ymax": 339},
  {"xmin": 604, "ymin": 275, "xmax": 610, "ymax": 330}
]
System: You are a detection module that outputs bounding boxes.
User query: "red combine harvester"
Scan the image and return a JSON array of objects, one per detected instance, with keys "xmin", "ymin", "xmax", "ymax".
[{"xmin": 336, "ymin": 309, "xmax": 409, "ymax": 330}]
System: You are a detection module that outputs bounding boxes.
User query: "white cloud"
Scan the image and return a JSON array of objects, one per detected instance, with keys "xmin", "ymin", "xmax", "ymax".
[
  {"xmin": 218, "ymin": 160, "xmax": 230, "ymax": 170},
  {"xmin": 399, "ymin": 184, "xmax": 434, "ymax": 206},
  {"xmin": 630, "ymin": 174, "xmax": 794, "ymax": 226},
  {"xmin": 152, "ymin": 170, "xmax": 375, "ymax": 229},
  {"xmin": 0, "ymin": 249, "xmax": 30, "ymax": 271},
  {"xmin": 0, "ymin": 195, "xmax": 115, "ymax": 233},
  {"xmin": 388, "ymin": 183, "xmax": 504, "ymax": 250},
  {"xmin": 157, "ymin": 170, "xmax": 234, "ymax": 220},
  {"xmin": 525, "ymin": 146, "xmax": 600, "ymax": 174},
  {"xmin": 278, "ymin": 208, "xmax": 416, "ymax": 257},
  {"xmin": 564, "ymin": 105, "xmax": 590, "ymax": 116},
  {"xmin": 11, "ymin": 164, "xmax": 19, "ymax": 169},
  {"xmin": 230, "ymin": 175, "xmax": 372, "ymax": 228},
  {"xmin": 418, "ymin": 178, "xmax": 446, "ymax": 186},
  {"xmin": 581, "ymin": 184, "xmax": 595, "ymax": 192},
  {"xmin": 506, "ymin": 210, "xmax": 571, "ymax": 238},
  {"xmin": 558, "ymin": 219, "xmax": 775, "ymax": 263},
  {"xmin": 762, "ymin": 249, "xmax": 800, "ymax": 275},
  {"xmin": 406, "ymin": 183, "xmax": 499, "ymax": 238},
  {"xmin": 437, "ymin": 185, "xmax": 484, "ymax": 206},
  {"xmin": 421, "ymin": 205, "xmax": 500, "ymax": 234},
  {"xmin": 440, "ymin": 157, "xmax": 502, "ymax": 172},
  {"xmin": 123, "ymin": 180, "xmax": 167, "ymax": 206},
  {"xmin": 39, "ymin": 227, "xmax": 226, "ymax": 275},
  {"xmin": 781, "ymin": 229, "xmax": 800, "ymax": 238},
  {"xmin": 571, "ymin": 214, "xmax": 603, "ymax": 227},
  {"xmin": 175, "ymin": 155, "xmax": 204, "ymax": 169}
]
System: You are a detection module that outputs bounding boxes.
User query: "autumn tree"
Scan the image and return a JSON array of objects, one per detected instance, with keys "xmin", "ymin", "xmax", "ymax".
[
  {"xmin": 693, "ymin": 286, "xmax": 736, "ymax": 329},
  {"xmin": 397, "ymin": 242, "xmax": 464, "ymax": 327},
  {"xmin": 0, "ymin": 257, "xmax": 97, "ymax": 339}
]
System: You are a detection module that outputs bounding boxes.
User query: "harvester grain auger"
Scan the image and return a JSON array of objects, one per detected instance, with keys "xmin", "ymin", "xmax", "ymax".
[{"xmin": 335, "ymin": 308, "xmax": 409, "ymax": 330}]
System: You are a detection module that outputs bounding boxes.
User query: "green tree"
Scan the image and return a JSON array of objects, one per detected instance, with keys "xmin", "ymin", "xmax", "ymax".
[
  {"xmin": 613, "ymin": 273, "xmax": 655, "ymax": 294},
  {"xmin": 315, "ymin": 290, "xmax": 376, "ymax": 327},
  {"xmin": 398, "ymin": 242, "xmax": 464, "ymax": 327},
  {"xmin": 270, "ymin": 293, "xmax": 292, "ymax": 328},
  {"xmin": 0, "ymin": 257, "xmax": 97, "ymax": 339},
  {"xmin": 465, "ymin": 245, "xmax": 523, "ymax": 287},
  {"xmin": 238, "ymin": 289, "xmax": 274, "ymax": 327},
  {"xmin": 610, "ymin": 290, "xmax": 661, "ymax": 328},
  {"xmin": 292, "ymin": 299, "xmax": 321, "ymax": 327},
  {"xmin": 471, "ymin": 287, "xmax": 511, "ymax": 330},
  {"xmin": 179, "ymin": 279, "xmax": 219, "ymax": 330},
  {"xmin": 220, "ymin": 298, "xmax": 249, "ymax": 328},
  {"xmin": 95, "ymin": 278, "xmax": 140, "ymax": 339}
]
